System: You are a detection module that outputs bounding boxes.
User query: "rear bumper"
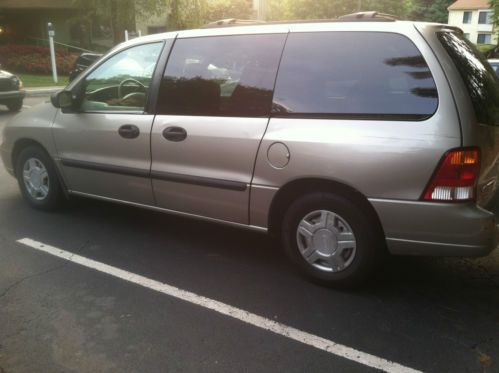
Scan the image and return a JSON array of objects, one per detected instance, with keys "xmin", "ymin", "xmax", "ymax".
[
  {"xmin": 370, "ymin": 199, "xmax": 497, "ymax": 257},
  {"xmin": 0, "ymin": 89, "xmax": 25, "ymax": 101}
]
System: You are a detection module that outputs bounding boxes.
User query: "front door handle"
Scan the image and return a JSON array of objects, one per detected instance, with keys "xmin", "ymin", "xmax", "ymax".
[
  {"xmin": 163, "ymin": 126, "xmax": 187, "ymax": 142},
  {"xmin": 118, "ymin": 124, "xmax": 140, "ymax": 139}
]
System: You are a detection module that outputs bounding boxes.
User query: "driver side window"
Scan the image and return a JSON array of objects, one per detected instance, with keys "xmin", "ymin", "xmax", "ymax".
[{"xmin": 82, "ymin": 42, "xmax": 163, "ymax": 112}]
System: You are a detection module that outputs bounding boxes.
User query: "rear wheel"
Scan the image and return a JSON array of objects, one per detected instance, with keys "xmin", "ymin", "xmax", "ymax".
[
  {"xmin": 7, "ymin": 99, "xmax": 23, "ymax": 112},
  {"xmin": 15, "ymin": 146, "xmax": 64, "ymax": 211},
  {"xmin": 281, "ymin": 193, "xmax": 384, "ymax": 288}
]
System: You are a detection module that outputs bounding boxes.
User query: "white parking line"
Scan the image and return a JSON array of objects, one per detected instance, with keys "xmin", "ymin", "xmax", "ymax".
[{"xmin": 18, "ymin": 237, "xmax": 421, "ymax": 373}]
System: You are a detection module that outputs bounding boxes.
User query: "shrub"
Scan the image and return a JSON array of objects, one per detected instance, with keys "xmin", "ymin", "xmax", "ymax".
[{"xmin": 0, "ymin": 44, "xmax": 78, "ymax": 75}]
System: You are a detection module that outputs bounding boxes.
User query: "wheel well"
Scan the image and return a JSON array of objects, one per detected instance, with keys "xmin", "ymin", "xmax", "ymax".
[
  {"xmin": 267, "ymin": 178, "xmax": 385, "ymax": 238},
  {"xmin": 11, "ymin": 139, "xmax": 47, "ymax": 176}
]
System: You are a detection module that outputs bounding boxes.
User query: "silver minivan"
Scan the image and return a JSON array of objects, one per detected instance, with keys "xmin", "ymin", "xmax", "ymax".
[{"xmin": 1, "ymin": 13, "xmax": 498, "ymax": 287}]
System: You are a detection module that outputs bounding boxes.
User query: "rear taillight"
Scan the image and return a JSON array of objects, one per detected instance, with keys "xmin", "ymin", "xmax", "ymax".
[{"xmin": 423, "ymin": 148, "xmax": 480, "ymax": 202}]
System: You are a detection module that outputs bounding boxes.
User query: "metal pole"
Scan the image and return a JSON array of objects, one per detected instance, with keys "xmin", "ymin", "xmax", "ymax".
[
  {"xmin": 125, "ymin": 30, "xmax": 129, "ymax": 41},
  {"xmin": 358, "ymin": 0, "xmax": 362, "ymax": 11},
  {"xmin": 47, "ymin": 23, "xmax": 58, "ymax": 84},
  {"xmin": 258, "ymin": 0, "xmax": 266, "ymax": 20}
]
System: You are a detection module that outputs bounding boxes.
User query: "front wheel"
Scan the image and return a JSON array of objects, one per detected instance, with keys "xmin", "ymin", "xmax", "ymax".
[
  {"xmin": 15, "ymin": 146, "xmax": 64, "ymax": 211},
  {"xmin": 281, "ymin": 193, "xmax": 384, "ymax": 288}
]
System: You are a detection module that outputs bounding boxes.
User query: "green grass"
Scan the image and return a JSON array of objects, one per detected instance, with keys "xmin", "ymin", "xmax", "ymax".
[
  {"xmin": 476, "ymin": 43, "xmax": 496, "ymax": 55},
  {"xmin": 15, "ymin": 73, "xmax": 69, "ymax": 88}
]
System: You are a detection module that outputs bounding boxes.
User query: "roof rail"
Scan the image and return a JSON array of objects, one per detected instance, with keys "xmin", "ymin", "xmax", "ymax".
[
  {"xmin": 201, "ymin": 12, "xmax": 398, "ymax": 29},
  {"xmin": 202, "ymin": 18, "xmax": 266, "ymax": 28},
  {"xmin": 337, "ymin": 11, "xmax": 398, "ymax": 22}
]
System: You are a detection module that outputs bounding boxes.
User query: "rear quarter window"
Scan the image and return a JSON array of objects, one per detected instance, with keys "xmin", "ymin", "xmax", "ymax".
[
  {"xmin": 272, "ymin": 32, "xmax": 439, "ymax": 120},
  {"xmin": 438, "ymin": 31, "xmax": 499, "ymax": 127}
]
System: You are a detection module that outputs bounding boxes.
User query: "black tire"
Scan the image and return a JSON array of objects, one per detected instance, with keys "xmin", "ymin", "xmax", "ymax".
[
  {"xmin": 15, "ymin": 145, "xmax": 64, "ymax": 211},
  {"xmin": 281, "ymin": 193, "xmax": 384, "ymax": 289},
  {"xmin": 7, "ymin": 99, "xmax": 23, "ymax": 112}
]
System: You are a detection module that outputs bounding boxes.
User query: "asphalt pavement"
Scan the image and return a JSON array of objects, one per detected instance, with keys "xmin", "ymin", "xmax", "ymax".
[{"xmin": 0, "ymin": 97, "xmax": 498, "ymax": 373}]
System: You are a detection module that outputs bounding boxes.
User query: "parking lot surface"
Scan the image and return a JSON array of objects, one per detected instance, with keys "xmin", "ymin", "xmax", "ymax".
[{"xmin": 1, "ymin": 98, "xmax": 498, "ymax": 373}]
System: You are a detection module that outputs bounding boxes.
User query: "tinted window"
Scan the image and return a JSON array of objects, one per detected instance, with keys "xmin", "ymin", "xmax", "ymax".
[
  {"xmin": 157, "ymin": 34, "xmax": 286, "ymax": 117},
  {"xmin": 82, "ymin": 43, "xmax": 163, "ymax": 112},
  {"xmin": 272, "ymin": 32, "xmax": 439, "ymax": 120},
  {"xmin": 438, "ymin": 31, "xmax": 499, "ymax": 126}
]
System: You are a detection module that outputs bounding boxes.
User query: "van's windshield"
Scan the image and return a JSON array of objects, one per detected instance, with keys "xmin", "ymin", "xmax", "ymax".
[{"xmin": 438, "ymin": 31, "xmax": 499, "ymax": 126}]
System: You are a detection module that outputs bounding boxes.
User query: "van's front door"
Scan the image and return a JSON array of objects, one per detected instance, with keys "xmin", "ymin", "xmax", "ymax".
[
  {"xmin": 150, "ymin": 33, "xmax": 287, "ymax": 224},
  {"xmin": 53, "ymin": 42, "xmax": 165, "ymax": 205}
]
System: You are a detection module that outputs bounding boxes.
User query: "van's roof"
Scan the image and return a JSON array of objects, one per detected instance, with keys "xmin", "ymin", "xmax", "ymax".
[{"xmin": 117, "ymin": 14, "xmax": 449, "ymax": 51}]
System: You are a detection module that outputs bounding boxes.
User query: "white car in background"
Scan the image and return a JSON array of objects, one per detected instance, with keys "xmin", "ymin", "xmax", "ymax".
[{"xmin": 488, "ymin": 59, "xmax": 499, "ymax": 77}]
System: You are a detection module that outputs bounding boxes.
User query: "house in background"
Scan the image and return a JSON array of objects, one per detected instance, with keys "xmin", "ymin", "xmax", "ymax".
[
  {"xmin": 448, "ymin": 0, "xmax": 497, "ymax": 44},
  {"xmin": 0, "ymin": 0, "xmax": 78, "ymax": 45},
  {"xmin": 0, "ymin": 0, "xmax": 114, "ymax": 50}
]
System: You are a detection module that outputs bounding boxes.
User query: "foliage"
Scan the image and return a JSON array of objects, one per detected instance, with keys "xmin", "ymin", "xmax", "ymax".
[
  {"xmin": 491, "ymin": 0, "xmax": 499, "ymax": 41},
  {"xmin": 72, "ymin": 0, "xmax": 162, "ymax": 44},
  {"xmin": 156, "ymin": 0, "xmax": 252, "ymax": 30},
  {"xmin": 204, "ymin": 0, "xmax": 253, "ymax": 23},
  {"xmin": 266, "ymin": 0, "xmax": 412, "ymax": 21},
  {"xmin": 0, "ymin": 45, "xmax": 78, "ymax": 75},
  {"xmin": 409, "ymin": 0, "xmax": 454, "ymax": 23},
  {"xmin": 476, "ymin": 43, "xmax": 496, "ymax": 54},
  {"xmin": 164, "ymin": 0, "xmax": 206, "ymax": 30},
  {"xmin": 68, "ymin": 0, "xmax": 458, "ymax": 37}
]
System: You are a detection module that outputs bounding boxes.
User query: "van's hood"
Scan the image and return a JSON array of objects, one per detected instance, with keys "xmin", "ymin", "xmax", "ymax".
[{"xmin": 0, "ymin": 70, "xmax": 15, "ymax": 79}]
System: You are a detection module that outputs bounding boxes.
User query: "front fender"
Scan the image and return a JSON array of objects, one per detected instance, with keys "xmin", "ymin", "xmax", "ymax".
[{"xmin": 1, "ymin": 102, "xmax": 59, "ymax": 173}]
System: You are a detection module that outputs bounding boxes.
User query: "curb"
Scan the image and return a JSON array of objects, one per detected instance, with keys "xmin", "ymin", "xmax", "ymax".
[{"xmin": 25, "ymin": 87, "xmax": 65, "ymax": 97}]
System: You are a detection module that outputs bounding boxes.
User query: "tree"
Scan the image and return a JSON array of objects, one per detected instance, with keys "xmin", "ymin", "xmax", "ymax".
[
  {"xmin": 266, "ymin": 0, "xmax": 411, "ymax": 21},
  {"xmin": 360, "ymin": 0, "xmax": 412, "ymax": 18},
  {"xmin": 266, "ymin": 0, "xmax": 293, "ymax": 21},
  {"xmin": 164, "ymin": 0, "xmax": 207, "ymax": 30},
  {"xmin": 410, "ymin": 0, "xmax": 454, "ymax": 23},
  {"xmin": 491, "ymin": 0, "xmax": 499, "ymax": 41},
  {"xmin": 73, "ymin": 0, "xmax": 162, "ymax": 45},
  {"xmin": 205, "ymin": 0, "xmax": 253, "ymax": 22}
]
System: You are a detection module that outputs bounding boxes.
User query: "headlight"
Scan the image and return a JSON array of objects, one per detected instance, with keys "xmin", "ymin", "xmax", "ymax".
[
  {"xmin": 11, "ymin": 77, "xmax": 19, "ymax": 89},
  {"xmin": 10, "ymin": 77, "xmax": 22, "ymax": 89}
]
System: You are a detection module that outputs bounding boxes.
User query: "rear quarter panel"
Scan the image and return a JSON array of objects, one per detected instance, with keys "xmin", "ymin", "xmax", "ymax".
[
  {"xmin": 416, "ymin": 23, "xmax": 499, "ymax": 208},
  {"xmin": 251, "ymin": 23, "xmax": 461, "ymax": 228}
]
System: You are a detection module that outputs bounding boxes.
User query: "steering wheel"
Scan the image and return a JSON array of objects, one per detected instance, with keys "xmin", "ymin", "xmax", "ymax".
[{"xmin": 118, "ymin": 78, "xmax": 146, "ymax": 99}]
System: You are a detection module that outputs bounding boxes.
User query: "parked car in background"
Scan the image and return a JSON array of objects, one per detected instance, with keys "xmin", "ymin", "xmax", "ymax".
[
  {"xmin": 0, "ymin": 67, "xmax": 24, "ymax": 112},
  {"xmin": 69, "ymin": 53, "xmax": 103, "ymax": 82},
  {"xmin": 1, "ymin": 13, "xmax": 498, "ymax": 288},
  {"xmin": 488, "ymin": 59, "xmax": 499, "ymax": 77}
]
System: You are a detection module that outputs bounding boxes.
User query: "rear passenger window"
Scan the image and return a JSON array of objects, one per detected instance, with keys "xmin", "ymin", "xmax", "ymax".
[
  {"xmin": 272, "ymin": 32, "xmax": 439, "ymax": 120},
  {"xmin": 157, "ymin": 34, "xmax": 286, "ymax": 117}
]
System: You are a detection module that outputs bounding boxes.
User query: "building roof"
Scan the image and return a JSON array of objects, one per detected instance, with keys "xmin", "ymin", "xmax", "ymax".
[
  {"xmin": 0, "ymin": 0, "xmax": 77, "ymax": 9},
  {"xmin": 448, "ymin": 0, "xmax": 491, "ymax": 10}
]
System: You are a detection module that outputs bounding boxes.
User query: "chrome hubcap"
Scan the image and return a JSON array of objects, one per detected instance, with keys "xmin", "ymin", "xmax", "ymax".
[
  {"xmin": 22, "ymin": 158, "xmax": 50, "ymax": 200},
  {"xmin": 296, "ymin": 210, "xmax": 356, "ymax": 273}
]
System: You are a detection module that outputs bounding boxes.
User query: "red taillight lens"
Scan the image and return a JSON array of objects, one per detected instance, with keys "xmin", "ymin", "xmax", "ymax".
[{"xmin": 423, "ymin": 148, "xmax": 480, "ymax": 202}]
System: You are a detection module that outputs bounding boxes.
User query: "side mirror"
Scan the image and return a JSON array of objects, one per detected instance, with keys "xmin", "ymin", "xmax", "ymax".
[{"xmin": 51, "ymin": 90, "xmax": 73, "ymax": 109}]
